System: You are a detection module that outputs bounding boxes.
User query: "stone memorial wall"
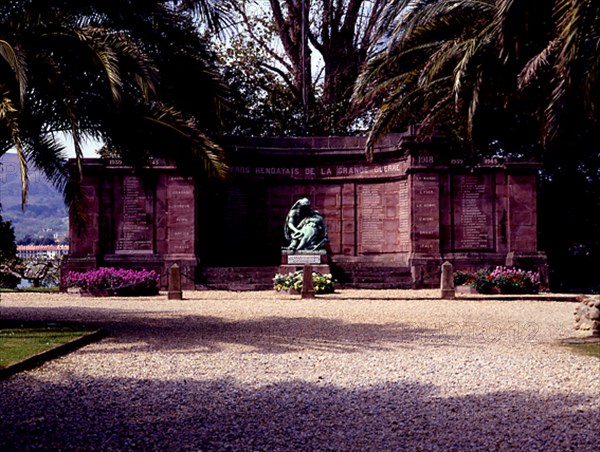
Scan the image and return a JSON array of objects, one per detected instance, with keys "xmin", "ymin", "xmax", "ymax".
[
  {"xmin": 63, "ymin": 134, "xmax": 547, "ymax": 289},
  {"xmin": 63, "ymin": 159, "xmax": 199, "ymax": 288}
]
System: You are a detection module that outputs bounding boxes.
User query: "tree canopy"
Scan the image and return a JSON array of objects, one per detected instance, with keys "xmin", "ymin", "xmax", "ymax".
[
  {"xmin": 214, "ymin": 21, "xmax": 308, "ymax": 137},
  {"xmin": 229, "ymin": 0, "xmax": 387, "ymax": 135},
  {"xmin": 355, "ymin": 0, "xmax": 600, "ymax": 157},
  {"xmin": 0, "ymin": 212, "xmax": 19, "ymax": 288},
  {"xmin": 0, "ymin": 0, "xmax": 231, "ymax": 208}
]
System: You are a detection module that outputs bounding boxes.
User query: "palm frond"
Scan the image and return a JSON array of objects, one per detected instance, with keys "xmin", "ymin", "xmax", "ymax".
[
  {"xmin": 74, "ymin": 27, "xmax": 123, "ymax": 104},
  {"xmin": 143, "ymin": 102, "xmax": 228, "ymax": 180},
  {"xmin": 0, "ymin": 95, "xmax": 28, "ymax": 208},
  {"xmin": 518, "ymin": 39, "xmax": 559, "ymax": 89},
  {"xmin": 417, "ymin": 91, "xmax": 454, "ymax": 140},
  {"xmin": 544, "ymin": 0, "xmax": 600, "ymax": 140},
  {"xmin": 24, "ymin": 133, "xmax": 69, "ymax": 192},
  {"xmin": 95, "ymin": 28, "xmax": 159, "ymax": 100},
  {"xmin": 0, "ymin": 40, "xmax": 28, "ymax": 105},
  {"xmin": 466, "ymin": 69, "xmax": 483, "ymax": 137},
  {"xmin": 452, "ymin": 37, "xmax": 480, "ymax": 104},
  {"xmin": 174, "ymin": 0, "xmax": 236, "ymax": 31}
]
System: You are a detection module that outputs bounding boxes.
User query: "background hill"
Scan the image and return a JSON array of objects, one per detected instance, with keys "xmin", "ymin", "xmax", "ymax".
[{"xmin": 0, "ymin": 153, "xmax": 68, "ymax": 243}]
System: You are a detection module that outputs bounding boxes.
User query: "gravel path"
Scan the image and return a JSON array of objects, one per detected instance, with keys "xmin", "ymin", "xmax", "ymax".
[{"xmin": 1, "ymin": 290, "xmax": 598, "ymax": 451}]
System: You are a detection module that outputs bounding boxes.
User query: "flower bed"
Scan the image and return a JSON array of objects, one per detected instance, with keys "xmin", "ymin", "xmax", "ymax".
[
  {"xmin": 273, "ymin": 271, "xmax": 335, "ymax": 294},
  {"xmin": 64, "ymin": 267, "xmax": 160, "ymax": 297},
  {"xmin": 454, "ymin": 266, "xmax": 540, "ymax": 294}
]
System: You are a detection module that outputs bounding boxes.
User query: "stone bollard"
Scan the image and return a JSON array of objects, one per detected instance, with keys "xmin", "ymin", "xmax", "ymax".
[
  {"xmin": 168, "ymin": 263, "xmax": 183, "ymax": 300},
  {"xmin": 301, "ymin": 265, "xmax": 315, "ymax": 299},
  {"xmin": 440, "ymin": 261, "xmax": 455, "ymax": 299}
]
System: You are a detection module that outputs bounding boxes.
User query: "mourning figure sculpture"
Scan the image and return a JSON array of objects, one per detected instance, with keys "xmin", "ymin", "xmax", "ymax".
[{"xmin": 284, "ymin": 197, "xmax": 328, "ymax": 251}]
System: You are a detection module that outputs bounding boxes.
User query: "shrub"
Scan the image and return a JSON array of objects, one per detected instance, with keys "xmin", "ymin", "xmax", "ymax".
[
  {"xmin": 489, "ymin": 266, "xmax": 540, "ymax": 294},
  {"xmin": 453, "ymin": 270, "xmax": 476, "ymax": 286},
  {"xmin": 454, "ymin": 266, "xmax": 540, "ymax": 294},
  {"xmin": 273, "ymin": 271, "xmax": 335, "ymax": 294},
  {"xmin": 65, "ymin": 267, "xmax": 160, "ymax": 295},
  {"xmin": 472, "ymin": 268, "xmax": 497, "ymax": 294},
  {"xmin": 312, "ymin": 272, "xmax": 336, "ymax": 294},
  {"xmin": 0, "ymin": 258, "xmax": 21, "ymax": 289},
  {"xmin": 273, "ymin": 271, "xmax": 303, "ymax": 292}
]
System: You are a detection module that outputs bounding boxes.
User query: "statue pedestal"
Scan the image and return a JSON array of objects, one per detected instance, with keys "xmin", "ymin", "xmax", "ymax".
[{"xmin": 279, "ymin": 250, "xmax": 330, "ymax": 274}]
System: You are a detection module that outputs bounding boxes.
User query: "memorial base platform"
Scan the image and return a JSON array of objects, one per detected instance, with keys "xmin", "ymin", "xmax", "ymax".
[{"xmin": 279, "ymin": 250, "xmax": 331, "ymax": 275}]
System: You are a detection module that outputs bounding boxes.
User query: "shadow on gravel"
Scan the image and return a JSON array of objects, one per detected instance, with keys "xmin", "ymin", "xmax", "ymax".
[
  {"xmin": 0, "ymin": 376, "xmax": 597, "ymax": 451},
  {"xmin": 79, "ymin": 313, "xmax": 454, "ymax": 354},
  {"xmin": 0, "ymin": 305, "xmax": 541, "ymax": 355}
]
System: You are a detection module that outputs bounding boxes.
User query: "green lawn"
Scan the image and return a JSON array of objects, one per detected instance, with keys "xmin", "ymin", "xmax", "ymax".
[
  {"xmin": 0, "ymin": 320, "xmax": 97, "ymax": 369},
  {"xmin": 560, "ymin": 340, "xmax": 600, "ymax": 359},
  {"xmin": 0, "ymin": 288, "xmax": 60, "ymax": 293}
]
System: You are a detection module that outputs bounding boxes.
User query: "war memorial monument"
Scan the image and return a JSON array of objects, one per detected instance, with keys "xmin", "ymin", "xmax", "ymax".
[{"xmin": 62, "ymin": 132, "xmax": 547, "ymax": 290}]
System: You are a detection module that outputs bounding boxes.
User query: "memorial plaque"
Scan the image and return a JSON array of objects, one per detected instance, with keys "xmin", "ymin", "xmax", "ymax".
[
  {"xmin": 316, "ymin": 186, "xmax": 342, "ymax": 253},
  {"xmin": 452, "ymin": 175, "xmax": 494, "ymax": 250},
  {"xmin": 115, "ymin": 176, "xmax": 154, "ymax": 254},
  {"xmin": 358, "ymin": 184, "xmax": 385, "ymax": 253},
  {"xmin": 412, "ymin": 174, "xmax": 440, "ymax": 253},
  {"xmin": 398, "ymin": 180, "xmax": 410, "ymax": 252},
  {"xmin": 287, "ymin": 254, "xmax": 322, "ymax": 264},
  {"xmin": 167, "ymin": 176, "xmax": 195, "ymax": 254},
  {"xmin": 357, "ymin": 183, "xmax": 401, "ymax": 254}
]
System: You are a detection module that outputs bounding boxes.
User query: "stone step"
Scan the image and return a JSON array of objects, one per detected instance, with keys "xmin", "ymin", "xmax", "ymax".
[
  {"xmin": 339, "ymin": 281, "xmax": 413, "ymax": 290},
  {"xmin": 197, "ymin": 264, "xmax": 414, "ymax": 290},
  {"xmin": 333, "ymin": 264, "xmax": 413, "ymax": 289},
  {"xmin": 197, "ymin": 282, "xmax": 274, "ymax": 291},
  {"xmin": 198, "ymin": 266, "xmax": 279, "ymax": 291}
]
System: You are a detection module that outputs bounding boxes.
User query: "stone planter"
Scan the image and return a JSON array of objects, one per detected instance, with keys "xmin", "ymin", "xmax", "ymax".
[
  {"xmin": 496, "ymin": 286, "xmax": 539, "ymax": 295},
  {"xmin": 456, "ymin": 285, "xmax": 478, "ymax": 294},
  {"xmin": 67, "ymin": 288, "xmax": 116, "ymax": 297},
  {"xmin": 455, "ymin": 285, "xmax": 498, "ymax": 294}
]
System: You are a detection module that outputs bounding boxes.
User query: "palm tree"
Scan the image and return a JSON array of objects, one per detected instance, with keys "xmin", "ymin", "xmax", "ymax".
[
  {"xmin": 354, "ymin": 0, "xmax": 503, "ymax": 157},
  {"xmin": 504, "ymin": 0, "xmax": 600, "ymax": 145},
  {"xmin": 355, "ymin": 0, "xmax": 600, "ymax": 157},
  {"xmin": 0, "ymin": 0, "xmax": 231, "ymax": 208},
  {"xmin": 356, "ymin": 0, "xmax": 600, "ymax": 291}
]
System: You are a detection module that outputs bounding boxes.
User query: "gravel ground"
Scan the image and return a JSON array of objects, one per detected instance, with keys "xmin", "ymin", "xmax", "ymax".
[{"xmin": 0, "ymin": 290, "xmax": 598, "ymax": 451}]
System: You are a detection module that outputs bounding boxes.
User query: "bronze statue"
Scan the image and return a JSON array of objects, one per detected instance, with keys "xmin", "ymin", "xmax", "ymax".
[{"xmin": 284, "ymin": 197, "xmax": 328, "ymax": 250}]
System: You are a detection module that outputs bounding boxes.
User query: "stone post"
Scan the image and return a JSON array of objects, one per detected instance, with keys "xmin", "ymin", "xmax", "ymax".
[
  {"xmin": 440, "ymin": 261, "xmax": 455, "ymax": 299},
  {"xmin": 168, "ymin": 263, "xmax": 183, "ymax": 300},
  {"xmin": 301, "ymin": 265, "xmax": 315, "ymax": 299}
]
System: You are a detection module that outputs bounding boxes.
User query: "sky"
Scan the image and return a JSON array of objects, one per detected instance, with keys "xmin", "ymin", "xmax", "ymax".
[
  {"xmin": 58, "ymin": 133, "xmax": 102, "ymax": 158},
  {"xmin": 5, "ymin": 133, "xmax": 101, "ymax": 158}
]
